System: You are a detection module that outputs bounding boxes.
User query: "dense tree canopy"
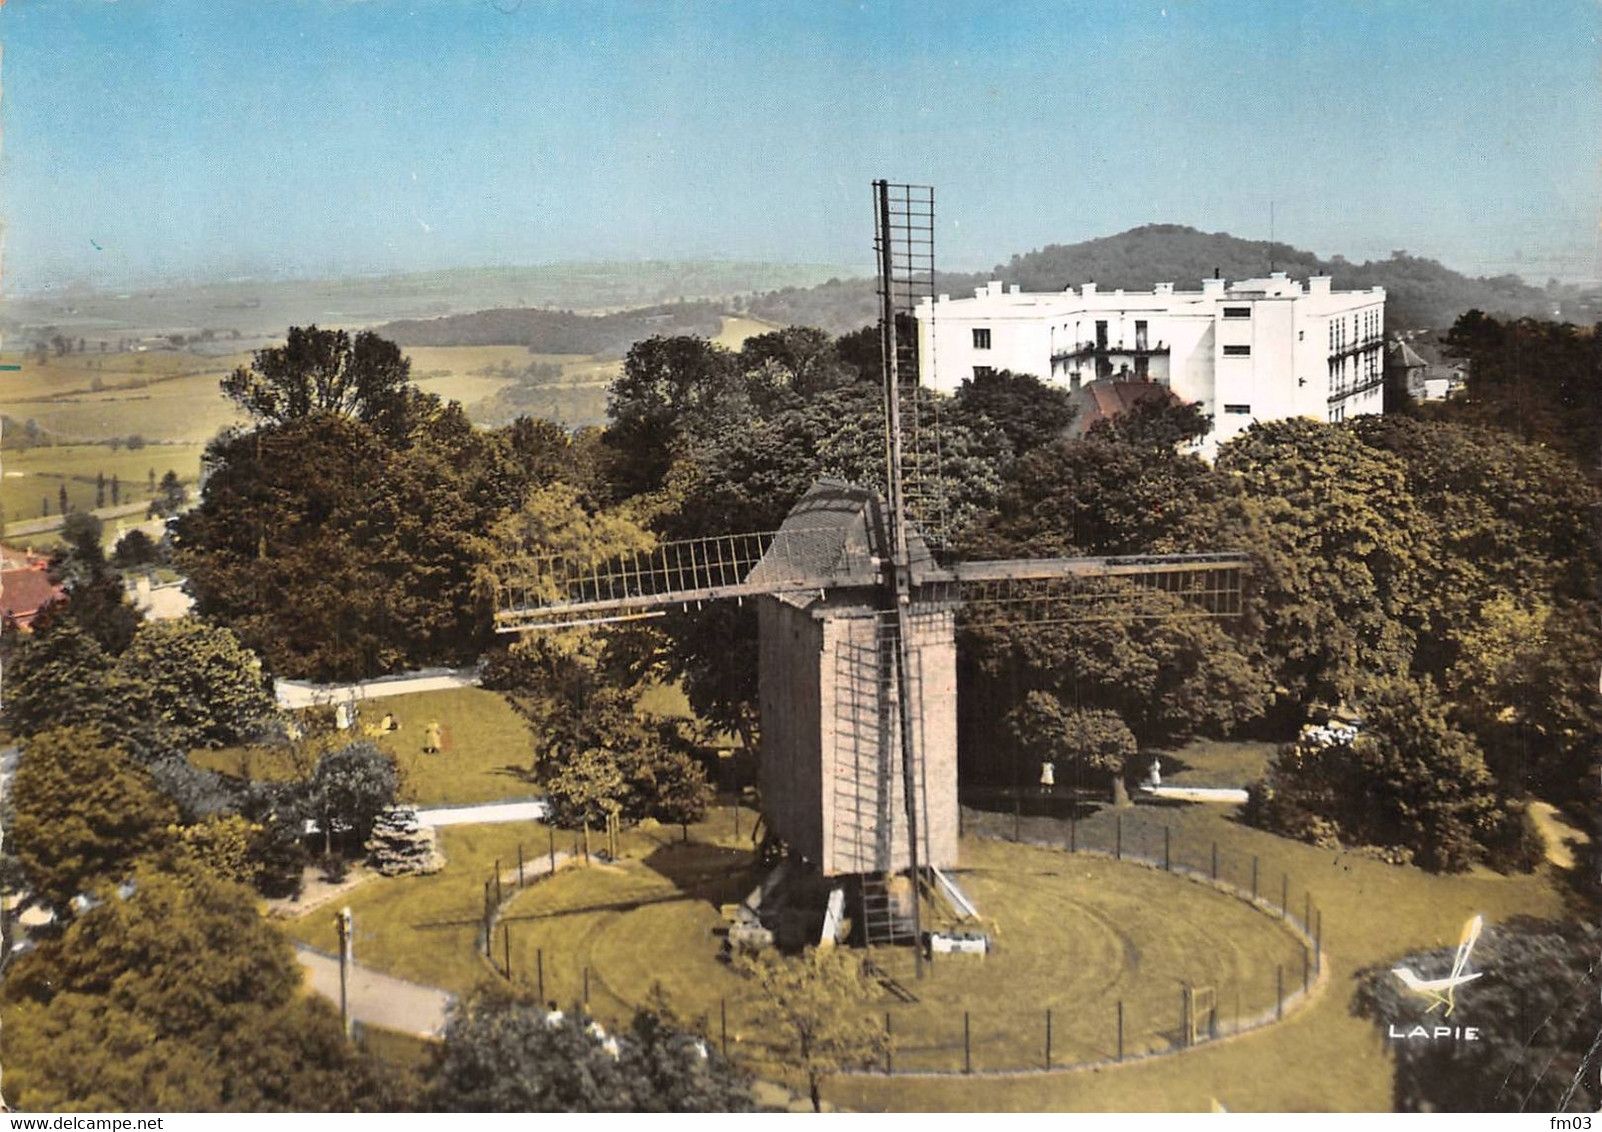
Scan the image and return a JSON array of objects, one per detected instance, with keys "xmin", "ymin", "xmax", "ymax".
[
  {"xmin": 309, "ymin": 741, "xmax": 401, "ymax": 854},
  {"xmin": 1, "ymin": 862, "xmax": 395, "ymax": 1111},
  {"xmin": 1435, "ymin": 310, "xmax": 1601, "ymax": 469},
  {"xmin": 9, "ymin": 726, "xmax": 179, "ymax": 916},
  {"xmin": 1246, "ymin": 676, "xmax": 1503, "ymax": 872},
  {"xmin": 221, "ymin": 325, "xmax": 415, "ymax": 440},
  {"xmin": 106, "ymin": 617, "xmax": 277, "ymax": 754},
  {"xmin": 429, "ymin": 988, "xmax": 752, "ymax": 1112},
  {"xmin": 1216, "ymin": 418, "xmax": 1428, "ymax": 706}
]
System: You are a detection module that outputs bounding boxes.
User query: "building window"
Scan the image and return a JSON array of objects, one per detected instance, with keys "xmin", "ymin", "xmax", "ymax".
[
  {"xmin": 1134, "ymin": 320, "xmax": 1148, "ymax": 350},
  {"xmin": 1223, "ymin": 403, "xmax": 1252, "ymax": 415},
  {"xmin": 1134, "ymin": 355, "xmax": 1149, "ymax": 378},
  {"xmin": 1095, "ymin": 320, "xmax": 1108, "ymax": 349},
  {"xmin": 1223, "ymin": 344, "xmax": 1251, "ymax": 357},
  {"xmin": 973, "ymin": 365, "xmax": 994, "ymax": 379},
  {"xmin": 972, "ymin": 328, "xmax": 991, "ymax": 350},
  {"xmin": 1223, "ymin": 306, "xmax": 1252, "ymax": 319}
]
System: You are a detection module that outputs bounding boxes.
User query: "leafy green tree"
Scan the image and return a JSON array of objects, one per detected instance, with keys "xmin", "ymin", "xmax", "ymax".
[
  {"xmin": 110, "ymin": 527, "xmax": 162, "ymax": 568},
  {"xmin": 1, "ymin": 861, "xmax": 396, "ymax": 1111},
  {"xmin": 1436, "ymin": 310, "xmax": 1601, "ymax": 467},
  {"xmin": 732, "ymin": 947, "xmax": 888, "ymax": 1113},
  {"xmin": 1004, "ymin": 693, "xmax": 1137, "ymax": 805},
  {"xmin": 429, "ymin": 987, "xmax": 752, "ymax": 1112},
  {"xmin": 221, "ymin": 324, "xmax": 415, "ymax": 440},
  {"xmin": 1246, "ymin": 676, "xmax": 1498, "ymax": 872},
  {"xmin": 952, "ymin": 368, "xmax": 1076, "ymax": 459},
  {"xmin": 736, "ymin": 325, "xmax": 860, "ymax": 403},
  {"xmin": 1355, "ymin": 919, "xmax": 1601, "ymax": 1112},
  {"xmin": 957, "ymin": 430, "xmax": 1268, "ymax": 763},
  {"xmin": 105, "ymin": 617, "xmax": 277, "ymax": 753},
  {"xmin": 1444, "ymin": 596, "xmax": 1602, "ymax": 808},
  {"xmin": 8, "ymin": 726, "xmax": 179, "ymax": 916},
  {"xmin": 533, "ymin": 685, "xmax": 713, "ymax": 832},
  {"xmin": 151, "ymin": 469, "xmax": 186, "ymax": 517},
  {"xmin": 177, "ymin": 406, "xmax": 503, "ymax": 681},
  {"xmin": 0, "ymin": 619, "xmax": 114, "ymax": 739},
  {"xmin": 604, "ymin": 335, "xmax": 746, "ymax": 498},
  {"xmin": 309, "ymin": 741, "xmax": 399, "ymax": 855},
  {"xmin": 41, "ymin": 511, "xmax": 142, "ymax": 654},
  {"xmin": 1085, "ymin": 393, "xmax": 1211, "ymax": 449},
  {"xmin": 1216, "ymin": 419, "xmax": 1428, "ymax": 707}
]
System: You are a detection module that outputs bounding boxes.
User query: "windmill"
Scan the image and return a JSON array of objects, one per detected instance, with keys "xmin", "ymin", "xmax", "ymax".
[{"xmin": 491, "ymin": 182, "xmax": 1248, "ymax": 977}]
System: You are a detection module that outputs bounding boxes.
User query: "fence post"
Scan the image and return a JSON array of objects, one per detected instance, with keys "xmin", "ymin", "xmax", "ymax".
[
  {"xmin": 1181, "ymin": 985, "xmax": 1189, "ymax": 1048},
  {"xmin": 1304, "ymin": 891, "xmax": 1311, "ymax": 932},
  {"xmin": 886, "ymin": 1012, "xmax": 893, "ymax": 1075},
  {"xmin": 1211, "ymin": 841, "xmax": 1218, "ymax": 881},
  {"xmin": 1117, "ymin": 1000, "xmax": 1124, "ymax": 1062},
  {"xmin": 483, "ymin": 881, "xmax": 493, "ymax": 958},
  {"xmin": 1069, "ymin": 811, "xmax": 1076, "ymax": 854},
  {"xmin": 537, "ymin": 948, "xmax": 545, "ymax": 1004},
  {"xmin": 1045, "ymin": 1007, "xmax": 1053, "ymax": 1069},
  {"xmin": 1303, "ymin": 944, "xmax": 1310, "ymax": 992},
  {"xmin": 548, "ymin": 825, "xmax": 556, "ymax": 874},
  {"xmin": 1164, "ymin": 827, "xmax": 1171, "ymax": 871},
  {"xmin": 720, "ymin": 997, "xmax": 728, "ymax": 1057},
  {"xmin": 963, "ymin": 1012, "xmax": 972, "ymax": 1074},
  {"xmin": 495, "ymin": 860, "xmax": 503, "ymax": 907},
  {"xmin": 503, "ymin": 922, "xmax": 512, "ymax": 979},
  {"xmin": 1251, "ymin": 856, "xmax": 1258, "ymax": 901},
  {"xmin": 518, "ymin": 844, "xmax": 525, "ymax": 888},
  {"xmin": 1315, "ymin": 909, "xmax": 1323, "ymax": 974},
  {"xmin": 1116, "ymin": 815, "xmax": 1123, "ymax": 860},
  {"xmin": 1276, "ymin": 966, "xmax": 1284, "ymax": 1020},
  {"xmin": 733, "ymin": 805, "xmax": 740, "ymax": 842}
]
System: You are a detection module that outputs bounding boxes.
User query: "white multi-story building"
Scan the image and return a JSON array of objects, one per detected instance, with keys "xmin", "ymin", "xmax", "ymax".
[{"xmin": 915, "ymin": 272, "xmax": 1386, "ymax": 453}]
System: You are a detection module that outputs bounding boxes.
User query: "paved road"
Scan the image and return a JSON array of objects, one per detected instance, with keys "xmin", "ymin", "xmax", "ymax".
[
  {"xmin": 275, "ymin": 667, "xmax": 482, "ymax": 709},
  {"xmin": 415, "ymin": 799, "xmax": 550, "ymax": 827},
  {"xmin": 297, "ymin": 946, "xmax": 454, "ymax": 1038}
]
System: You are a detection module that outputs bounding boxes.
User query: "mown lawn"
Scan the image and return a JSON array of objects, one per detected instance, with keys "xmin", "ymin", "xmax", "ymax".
[
  {"xmin": 2, "ymin": 442, "xmax": 206, "ymax": 526},
  {"xmin": 837, "ymin": 796, "xmax": 1568, "ymax": 1112},
  {"xmin": 499, "ymin": 837, "xmax": 1309, "ymax": 1079},
  {"xmin": 195, "ymin": 686, "xmax": 537, "ymax": 806},
  {"xmin": 195, "ymin": 682, "xmax": 728, "ymax": 807},
  {"xmin": 279, "ymin": 804, "xmax": 764, "ymax": 999}
]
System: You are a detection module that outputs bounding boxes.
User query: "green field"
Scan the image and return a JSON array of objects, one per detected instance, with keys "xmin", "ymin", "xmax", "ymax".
[
  {"xmin": 0, "ymin": 349, "xmax": 250, "ymax": 444},
  {"xmin": 281, "ymin": 805, "xmax": 763, "ymax": 996},
  {"xmin": 2, "ymin": 442, "xmax": 206, "ymax": 530},
  {"xmin": 195, "ymin": 687, "xmax": 538, "ymax": 806},
  {"xmin": 493, "ymin": 837, "xmax": 1309, "ymax": 1077},
  {"xmin": 196, "ymin": 682, "xmax": 723, "ymax": 806},
  {"xmin": 841, "ymin": 798, "xmax": 1567, "ymax": 1111}
]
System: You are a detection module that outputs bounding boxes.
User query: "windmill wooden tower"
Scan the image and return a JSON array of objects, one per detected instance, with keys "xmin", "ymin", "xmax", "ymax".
[{"xmin": 491, "ymin": 182, "xmax": 1248, "ymax": 972}]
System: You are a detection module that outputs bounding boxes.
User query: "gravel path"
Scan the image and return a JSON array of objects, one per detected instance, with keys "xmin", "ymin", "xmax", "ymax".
[{"xmin": 297, "ymin": 946, "xmax": 454, "ymax": 1038}]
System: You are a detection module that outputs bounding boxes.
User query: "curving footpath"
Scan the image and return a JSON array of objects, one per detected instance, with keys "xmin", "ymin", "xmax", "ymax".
[{"xmin": 296, "ymin": 945, "xmax": 454, "ymax": 1038}]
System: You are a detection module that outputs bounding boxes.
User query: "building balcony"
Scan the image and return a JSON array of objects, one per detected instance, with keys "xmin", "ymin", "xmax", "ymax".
[
  {"xmin": 1050, "ymin": 340, "xmax": 1170, "ymax": 364},
  {"xmin": 1328, "ymin": 375, "xmax": 1385, "ymax": 404},
  {"xmin": 1328, "ymin": 336, "xmax": 1384, "ymax": 362}
]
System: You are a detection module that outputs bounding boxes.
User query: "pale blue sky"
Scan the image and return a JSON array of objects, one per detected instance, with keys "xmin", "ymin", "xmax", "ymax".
[{"xmin": 4, "ymin": 0, "xmax": 1599, "ymax": 292}]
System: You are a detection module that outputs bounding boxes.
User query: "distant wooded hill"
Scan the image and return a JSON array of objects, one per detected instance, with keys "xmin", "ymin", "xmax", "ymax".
[
  {"xmin": 377, "ymin": 301, "xmax": 723, "ymax": 355},
  {"xmin": 745, "ymin": 225, "xmax": 1554, "ymax": 334}
]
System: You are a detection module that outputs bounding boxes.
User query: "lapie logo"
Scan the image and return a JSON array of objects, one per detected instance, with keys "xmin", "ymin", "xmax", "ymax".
[{"xmin": 1387, "ymin": 914, "xmax": 1486, "ymax": 1042}]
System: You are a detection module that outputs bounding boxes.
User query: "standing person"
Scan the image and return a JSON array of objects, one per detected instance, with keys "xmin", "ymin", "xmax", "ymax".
[
  {"xmin": 424, "ymin": 720, "xmax": 442, "ymax": 755},
  {"xmin": 1039, "ymin": 760, "xmax": 1056, "ymax": 795}
]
